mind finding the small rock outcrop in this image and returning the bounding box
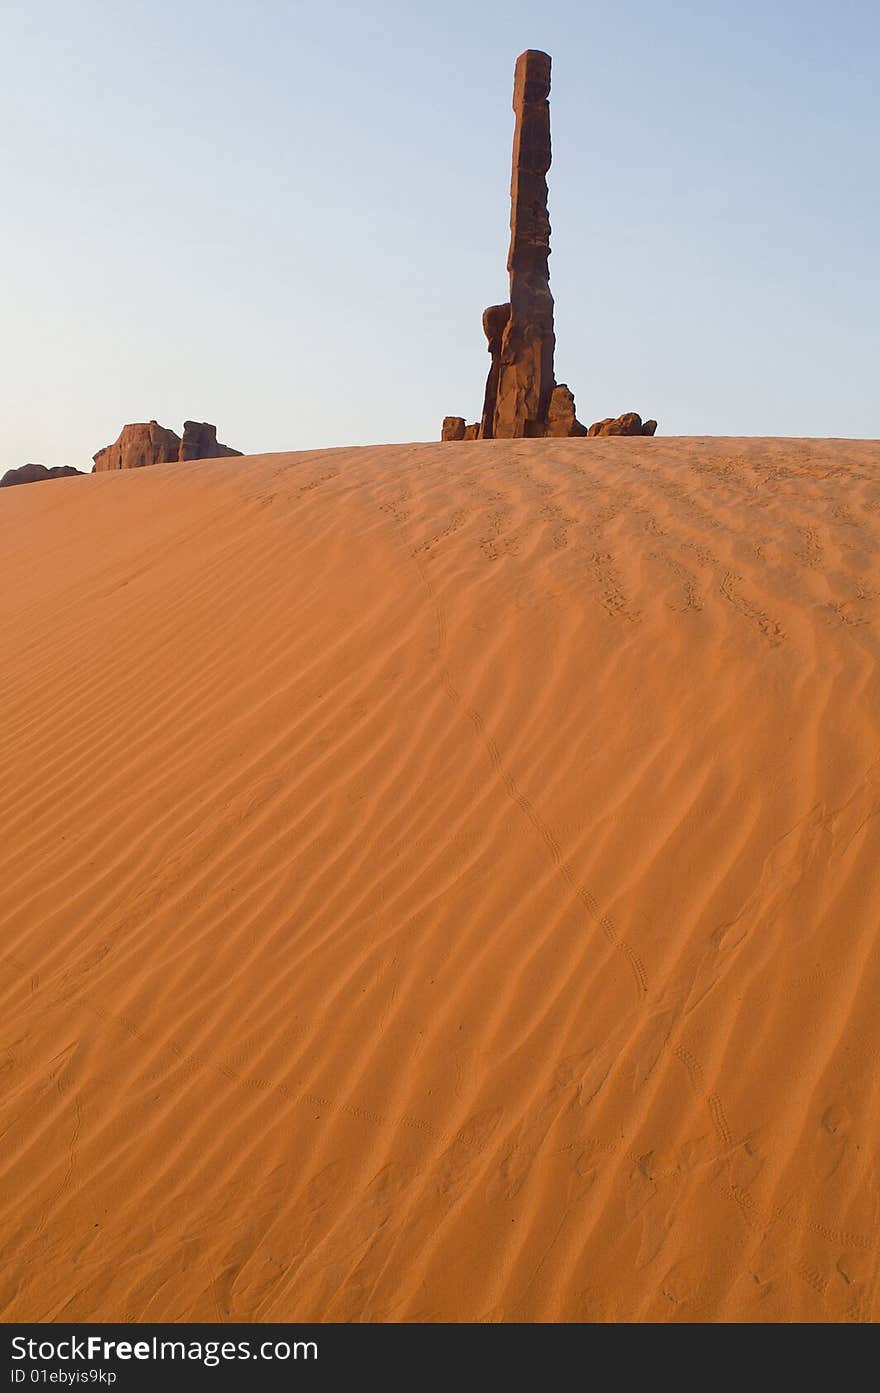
[442,416,467,442]
[587,413,657,437]
[442,52,656,441]
[93,420,241,472]
[0,463,85,488]
[547,385,587,438]
[441,417,480,441]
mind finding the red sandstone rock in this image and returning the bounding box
[442,416,467,442]
[462,424,480,440]
[441,53,591,441]
[93,421,181,472]
[440,52,659,443]
[479,302,511,439]
[547,384,586,437]
[0,463,85,488]
[588,412,648,437]
[492,51,556,439]
[180,421,242,461]
[93,420,242,471]
[605,412,643,436]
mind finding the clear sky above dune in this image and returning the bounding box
[2,0,878,471]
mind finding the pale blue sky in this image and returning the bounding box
[2,0,877,470]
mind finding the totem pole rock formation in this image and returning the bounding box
[442,51,656,440]
[492,50,555,438]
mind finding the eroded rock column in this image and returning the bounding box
[492,50,556,439]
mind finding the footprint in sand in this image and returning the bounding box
[813,1102,851,1181]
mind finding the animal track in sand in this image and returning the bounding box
[720,571,785,645]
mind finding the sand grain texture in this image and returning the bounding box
[1,437,879,1322]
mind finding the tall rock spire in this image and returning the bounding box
[491,50,556,438]
[440,51,653,440]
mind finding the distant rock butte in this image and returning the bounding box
[92,420,242,472]
[92,422,180,472]
[442,51,656,441]
[0,463,85,488]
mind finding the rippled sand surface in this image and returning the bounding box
[1,436,878,1321]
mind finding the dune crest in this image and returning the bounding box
[1,436,878,1322]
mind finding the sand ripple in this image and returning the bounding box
[0,436,878,1321]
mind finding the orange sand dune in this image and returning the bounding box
[1,437,879,1323]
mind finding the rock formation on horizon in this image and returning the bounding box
[92,421,180,472]
[588,413,658,437]
[179,420,241,461]
[442,51,655,440]
[0,463,85,488]
[2,420,243,492]
[93,420,242,472]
